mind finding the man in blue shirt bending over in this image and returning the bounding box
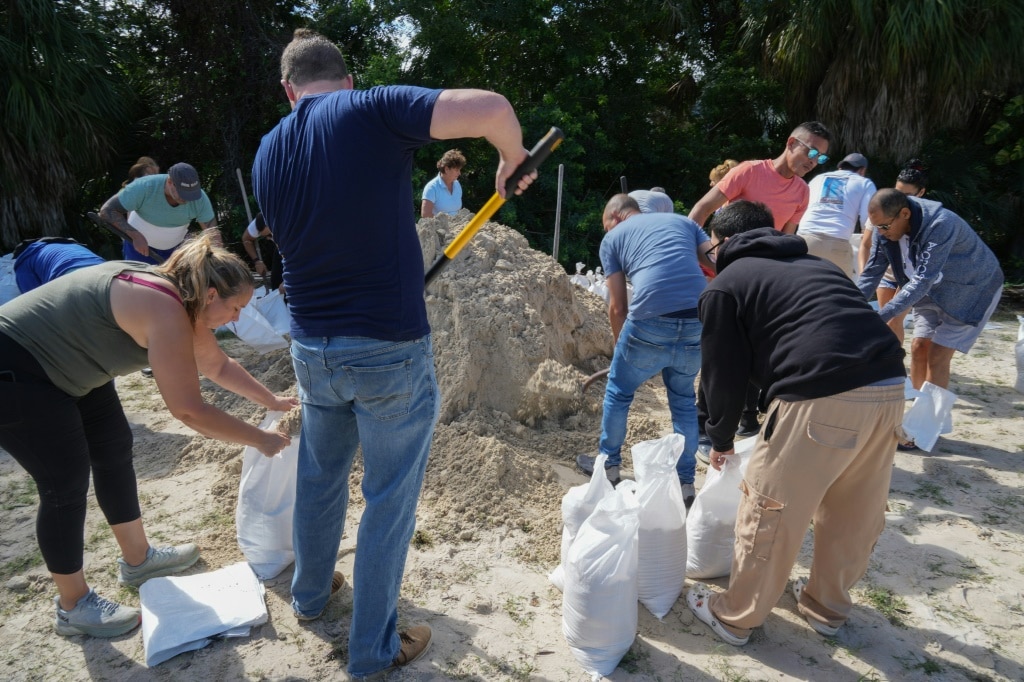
[576,194,715,508]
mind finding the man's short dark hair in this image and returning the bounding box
[794,121,832,143]
[281,28,349,85]
[870,188,910,217]
[710,201,775,238]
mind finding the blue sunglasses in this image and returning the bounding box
[793,138,829,165]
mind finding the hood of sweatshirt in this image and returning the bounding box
[715,226,809,275]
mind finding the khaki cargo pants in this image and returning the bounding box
[709,383,904,637]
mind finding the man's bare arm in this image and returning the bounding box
[429,89,532,198]
[688,187,728,227]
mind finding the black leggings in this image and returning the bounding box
[0,333,139,574]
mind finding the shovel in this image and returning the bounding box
[424,127,564,285]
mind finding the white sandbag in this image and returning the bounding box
[685,437,755,580]
[569,262,591,289]
[549,454,614,591]
[562,486,641,679]
[1016,316,1024,394]
[631,434,687,619]
[140,561,268,667]
[902,381,957,452]
[904,377,922,401]
[226,304,289,353]
[252,289,291,337]
[588,280,609,303]
[236,411,298,579]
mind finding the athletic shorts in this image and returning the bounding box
[912,290,1001,353]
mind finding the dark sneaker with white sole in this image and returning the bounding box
[680,482,696,510]
[696,434,712,465]
[575,453,621,485]
[54,590,141,638]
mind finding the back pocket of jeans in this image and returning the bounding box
[349,360,412,421]
[622,334,664,372]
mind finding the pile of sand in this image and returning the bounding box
[178,212,632,566]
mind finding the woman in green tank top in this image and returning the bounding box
[0,232,298,638]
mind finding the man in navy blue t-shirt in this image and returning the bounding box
[252,28,533,680]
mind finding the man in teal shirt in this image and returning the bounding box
[99,162,218,263]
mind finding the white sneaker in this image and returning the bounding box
[687,583,748,646]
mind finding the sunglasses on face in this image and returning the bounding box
[793,138,829,165]
[876,217,899,232]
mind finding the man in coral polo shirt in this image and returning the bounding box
[689,121,832,234]
[688,121,832,453]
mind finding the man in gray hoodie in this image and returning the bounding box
[858,188,1003,394]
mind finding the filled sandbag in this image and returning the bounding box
[631,434,687,619]
[685,437,755,579]
[562,485,640,679]
[549,454,614,591]
[236,412,299,579]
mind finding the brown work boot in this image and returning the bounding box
[352,624,432,680]
[392,624,432,669]
[295,570,346,622]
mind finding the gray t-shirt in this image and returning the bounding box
[0,261,157,396]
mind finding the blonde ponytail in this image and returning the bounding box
[156,230,254,325]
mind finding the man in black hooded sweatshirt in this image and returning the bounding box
[686,200,906,646]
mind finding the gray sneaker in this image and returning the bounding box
[54,589,141,637]
[118,543,200,587]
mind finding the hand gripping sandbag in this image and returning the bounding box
[236,411,299,579]
[562,485,641,679]
[631,433,688,619]
[685,437,755,580]
[549,454,614,591]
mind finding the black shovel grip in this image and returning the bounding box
[503,127,564,196]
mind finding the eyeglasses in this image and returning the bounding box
[793,138,829,165]
[875,215,900,232]
[706,241,722,262]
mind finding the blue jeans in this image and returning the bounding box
[289,334,439,677]
[599,316,701,483]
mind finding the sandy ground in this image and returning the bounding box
[1,216,1022,681]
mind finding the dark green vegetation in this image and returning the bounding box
[2,1,1023,278]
